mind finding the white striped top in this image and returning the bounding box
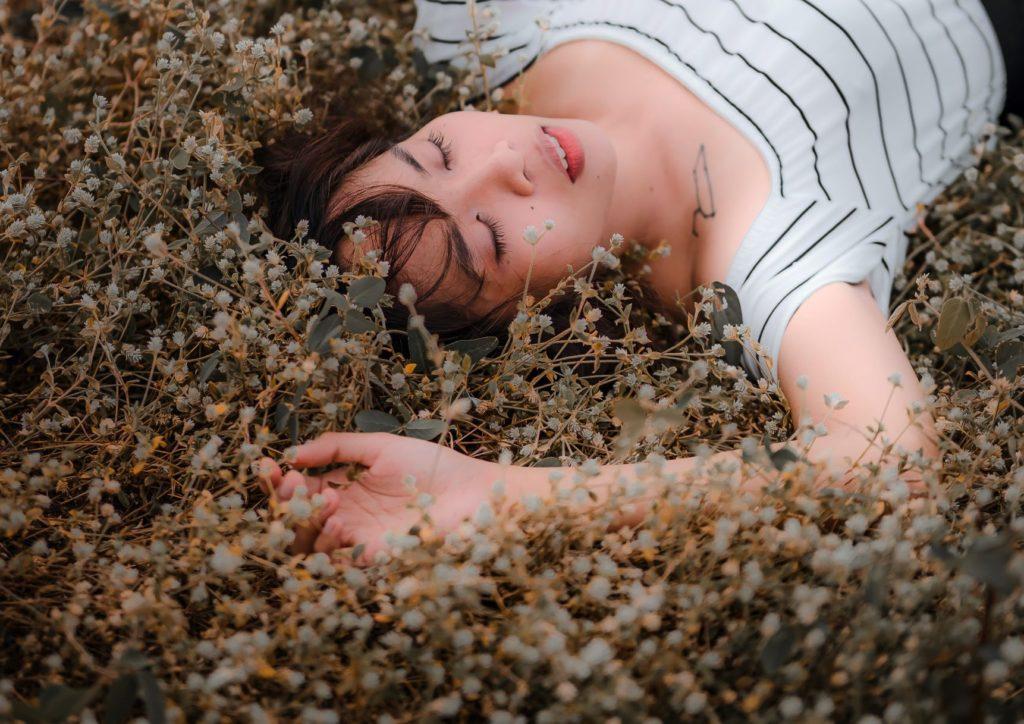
[412,0,1006,385]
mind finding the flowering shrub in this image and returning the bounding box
[1,0,1023,721]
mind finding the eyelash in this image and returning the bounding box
[429,129,508,262]
[428,129,453,169]
[478,212,507,261]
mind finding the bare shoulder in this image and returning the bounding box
[775,280,939,458]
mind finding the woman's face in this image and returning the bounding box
[342,109,617,315]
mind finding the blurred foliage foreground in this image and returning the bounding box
[2,0,1024,721]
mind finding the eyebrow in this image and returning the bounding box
[389,145,430,177]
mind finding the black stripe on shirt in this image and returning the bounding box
[428,31,508,43]
[656,0,830,200]
[924,0,975,154]
[797,0,910,212]
[742,200,818,287]
[953,0,1002,121]
[546,18,789,197]
[857,0,930,190]
[882,0,963,177]
[757,215,894,345]
[728,0,872,208]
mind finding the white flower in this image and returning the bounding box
[294,108,313,126]
[543,218,555,230]
[398,283,417,306]
[209,544,243,575]
[796,374,809,390]
[522,225,539,245]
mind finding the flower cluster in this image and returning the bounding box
[1,1,1023,722]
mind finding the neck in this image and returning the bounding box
[595,108,702,257]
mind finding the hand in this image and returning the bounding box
[258,432,500,566]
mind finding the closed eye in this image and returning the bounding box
[427,129,507,264]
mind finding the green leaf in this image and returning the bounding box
[405,419,447,441]
[321,289,346,315]
[170,146,189,170]
[347,277,386,308]
[136,670,166,724]
[351,543,365,563]
[231,212,250,243]
[342,309,376,334]
[308,313,343,353]
[38,684,97,721]
[407,323,432,374]
[760,625,798,674]
[532,457,562,467]
[995,339,1024,379]
[612,398,645,433]
[768,445,799,472]
[27,292,53,314]
[936,297,971,351]
[199,351,221,384]
[227,190,243,213]
[103,673,138,724]
[351,46,386,81]
[995,324,1024,345]
[194,212,229,239]
[447,336,499,365]
[117,649,151,671]
[274,399,292,434]
[961,533,1017,597]
[355,410,401,433]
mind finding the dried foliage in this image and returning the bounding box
[1,0,1024,721]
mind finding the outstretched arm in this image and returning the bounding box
[259,281,941,561]
[502,280,942,528]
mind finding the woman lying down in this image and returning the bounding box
[254,0,1020,565]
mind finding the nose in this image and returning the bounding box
[462,139,534,197]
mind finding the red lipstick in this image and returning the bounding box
[541,125,586,183]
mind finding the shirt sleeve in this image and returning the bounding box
[723,195,911,387]
[412,0,555,98]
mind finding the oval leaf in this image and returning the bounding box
[761,625,798,674]
[308,313,342,352]
[405,418,446,441]
[136,670,167,724]
[355,410,401,433]
[199,351,221,384]
[447,336,499,365]
[936,297,971,351]
[343,309,376,334]
[407,324,432,374]
[995,339,1024,379]
[170,146,189,170]
[347,277,386,308]
[103,673,138,724]
[532,457,562,467]
[26,291,53,314]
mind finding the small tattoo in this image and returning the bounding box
[691,143,717,237]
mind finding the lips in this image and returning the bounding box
[541,125,585,183]
[538,125,584,183]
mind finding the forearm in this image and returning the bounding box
[498,431,934,530]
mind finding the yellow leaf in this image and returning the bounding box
[256,661,276,678]
[132,462,145,474]
[404,362,417,374]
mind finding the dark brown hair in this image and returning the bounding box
[252,105,679,368]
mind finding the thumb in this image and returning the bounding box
[292,432,393,469]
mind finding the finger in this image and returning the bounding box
[313,515,352,554]
[290,487,340,554]
[278,469,328,501]
[257,457,283,494]
[292,432,392,469]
